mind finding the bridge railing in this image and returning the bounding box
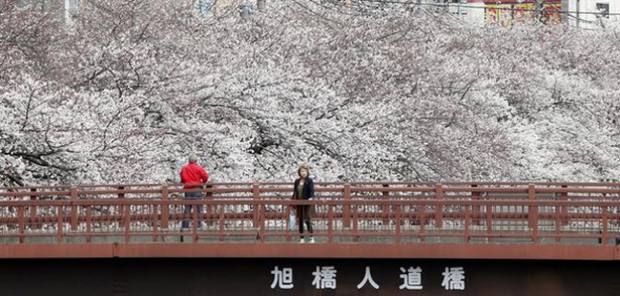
[1,182,620,244]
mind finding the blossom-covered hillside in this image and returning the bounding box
[1,0,619,186]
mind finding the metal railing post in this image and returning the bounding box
[219,201,225,242]
[259,199,266,243]
[555,199,561,243]
[124,199,131,243]
[486,199,493,235]
[471,184,481,225]
[435,183,443,228]
[57,205,64,244]
[18,205,25,244]
[561,184,568,225]
[161,184,169,229]
[252,183,260,228]
[118,186,125,229]
[528,184,539,243]
[420,201,426,243]
[85,206,91,243]
[70,186,78,231]
[30,188,39,229]
[343,183,351,229]
[192,200,198,243]
[395,201,402,244]
[328,203,334,243]
[205,183,214,227]
[152,200,159,242]
[602,206,608,245]
[464,204,471,243]
[382,184,390,225]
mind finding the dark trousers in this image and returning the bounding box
[182,192,203,229]
[297,205,313,238]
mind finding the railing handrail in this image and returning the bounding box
[3,182,620,199]
[1,198,620,207]
[3,180,620,189]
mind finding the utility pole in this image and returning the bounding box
[575,0,580,28]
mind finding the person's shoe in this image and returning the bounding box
[299,238,305,243]
[309,237,315,243]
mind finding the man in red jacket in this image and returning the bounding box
[180,155,209,230]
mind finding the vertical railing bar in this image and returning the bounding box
[252,183,260,229]
[343,183,351,229]
[602,206,609,245]
[30,188,39,230]
[118,186,125,230]
[18,205,25,244]
[192,200,198,243]
[555,200,561,243]
[561,184,569,225]
[419,201,426,243]
[529,184,539,244]
[486,200,493,237]
[86,205,92,243]
[435,183,443,228]
[328,203,333,244]
[219,201,225,242]
[471,184,481,225]
[70,186,78,231]
[382,184,390,226]
[57,205,63,244]
[464,204,471,244]
[124,201,131,243]
[161,184,169,230]
[395,202,401,244]
[152,203,159,242]
[352,194,359,242]
[259,200,266,243]
[205,183,214,228]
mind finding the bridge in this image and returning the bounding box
[3,182,620,296]
[1,182,619,260]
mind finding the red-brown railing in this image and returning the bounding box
[1,182,620,245]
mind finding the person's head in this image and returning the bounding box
[297,164,310,179]
[188,155,198,163]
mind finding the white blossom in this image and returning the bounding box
[2,0,620,186]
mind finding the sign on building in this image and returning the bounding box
[485,0,563,25]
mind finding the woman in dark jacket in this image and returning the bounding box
[292,164,315,243]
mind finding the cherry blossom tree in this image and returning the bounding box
[2,0,620,187]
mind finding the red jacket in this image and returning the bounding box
[180,162,209,189]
